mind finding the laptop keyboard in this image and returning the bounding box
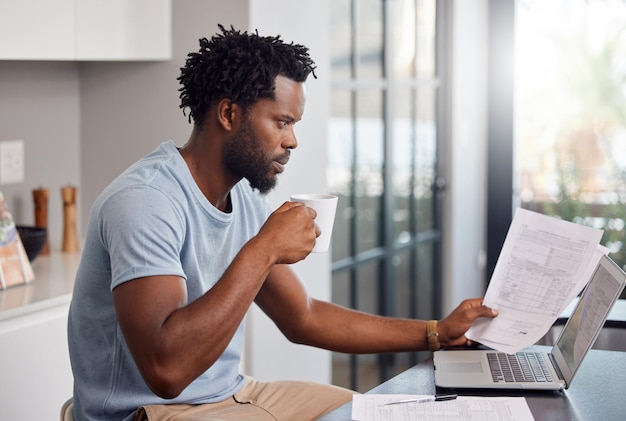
[487,351,554,383]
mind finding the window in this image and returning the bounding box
[329,0,446,392]
[489,0,626,296]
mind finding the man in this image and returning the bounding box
[68,25,498,421]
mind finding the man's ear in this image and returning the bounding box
[216,98,242,131]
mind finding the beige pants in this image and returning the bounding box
[135,376,355,421]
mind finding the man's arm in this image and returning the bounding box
[255,264,498,353]
[113,201,318,399]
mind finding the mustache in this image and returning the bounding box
[273,150,291,165]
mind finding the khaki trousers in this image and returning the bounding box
[135,376,355,421]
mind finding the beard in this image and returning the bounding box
[223,118,285,194]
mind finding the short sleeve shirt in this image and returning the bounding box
[68,141,272,421]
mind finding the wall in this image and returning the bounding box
[0,62,81,250]
[245,0,332,384]
[443,0,489,314]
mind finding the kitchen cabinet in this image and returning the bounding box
[76,0,171,61]
[0,253,79,421]
[0,0,75,60]
[0,0,171,61]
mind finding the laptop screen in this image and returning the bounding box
[553,255,626,383]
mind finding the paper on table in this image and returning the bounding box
[466,208,605,354]
[351,394,535,421]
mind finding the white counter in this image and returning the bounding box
[0,252,80,321]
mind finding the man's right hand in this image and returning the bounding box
[256,201,321,264]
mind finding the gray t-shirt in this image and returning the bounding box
[68,140,271,420]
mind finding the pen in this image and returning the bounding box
[381,393,458,406]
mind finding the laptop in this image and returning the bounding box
[433,254,626,390]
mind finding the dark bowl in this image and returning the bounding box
[16,225,47,261]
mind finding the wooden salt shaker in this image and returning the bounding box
[61,185,80,253]
[32,188,50,255]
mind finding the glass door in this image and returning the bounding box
[329,0,446,392]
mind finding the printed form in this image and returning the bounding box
[351,395,534,421]
[466,208,605,354]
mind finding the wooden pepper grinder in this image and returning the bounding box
[61,185,80,253]
[32,188,50,255]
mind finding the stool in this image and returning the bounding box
[60,398,73,421]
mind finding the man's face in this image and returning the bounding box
[223,76,306,194]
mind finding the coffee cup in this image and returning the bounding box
[290,194,338,253]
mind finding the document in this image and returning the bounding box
[466,208,605,354]
[351,394,534,421]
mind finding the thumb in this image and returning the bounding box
[479,306,498,318]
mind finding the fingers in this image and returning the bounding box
[439,298,498,347]
[276,201,318,219]
[275,201,304,213]
[461,297,486,308]
[279,202,320,238]
[259,202,321,263]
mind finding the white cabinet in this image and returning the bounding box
[76,0,171,61]
[0,0,171,61]
[0,253,79,420]
[0,0,75,60]
[0,305,73,421]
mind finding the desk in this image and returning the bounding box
[318,346,626,421]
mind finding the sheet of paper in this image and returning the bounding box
[351,394,535,421]
[466,208,605,354]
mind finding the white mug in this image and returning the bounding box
[290,194,338,253]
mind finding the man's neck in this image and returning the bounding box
[179,130,239,212]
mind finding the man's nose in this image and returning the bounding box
[284,127,298,150]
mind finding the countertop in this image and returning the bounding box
[0,251,80,321]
